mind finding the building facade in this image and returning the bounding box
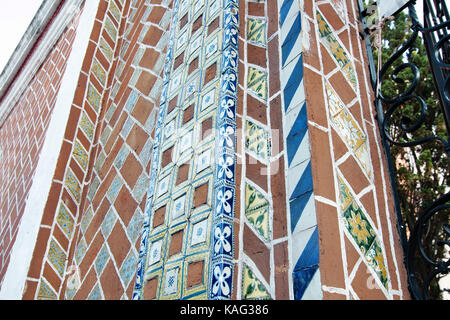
[0,0,409,300]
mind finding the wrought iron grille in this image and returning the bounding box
[357,0,449,299]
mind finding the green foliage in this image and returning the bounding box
[370,11,449,299]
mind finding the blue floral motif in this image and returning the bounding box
[217,154,234,184]
[215,186,234,217]
[211,262,233,298]
[223,24,238,49]
[213,222,233,256]
[218,95,236,121]
[222,46,238,72]
[221,69,237,94]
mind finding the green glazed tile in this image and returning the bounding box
[365,239,389,289]
[245,120,269,160]
[247,67,267,100]
[247,18,266,46]
[245,183,270,241]
[342,202,376,254]
[242,264,271,300]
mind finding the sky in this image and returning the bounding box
[0,0,45,74]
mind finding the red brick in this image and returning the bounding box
[114,185,138,226]
[107,222,131,267]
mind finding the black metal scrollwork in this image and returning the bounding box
[358,0,449,299]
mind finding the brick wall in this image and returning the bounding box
[0,8,81,289]
[51,0,174,300]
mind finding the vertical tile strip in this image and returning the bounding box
[278,0,322,299]
[209,0,239,299]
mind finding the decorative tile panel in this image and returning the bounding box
[245,120,270,161]
[242,264,271,299]
[337,175,389,290]
[47,239,66,277]
[325,82,372,179]
[247,18,266,46]
[133,0,239,300]
[316,10,357,91]
[247,66,267,100]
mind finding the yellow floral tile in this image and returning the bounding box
[242,264,271,299]
[365,239,389,289]
[247,67,267,100]
[325,82,344,117]
[79,112,94,141]
[342,201,376,254]
[317,10,357,92]
[245,120,269,160]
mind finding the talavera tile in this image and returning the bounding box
[245,183,270,241]
[245,120,270,161]
[242,264,271,299]
[247,67,268,100]
[37,279,57,300]
[247,18,266,46]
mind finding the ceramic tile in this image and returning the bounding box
[108,0,121,22]
[191,219,208,246]
[80,206,94,234]
[210,261,233,298]
[56,203,75,238]
[95,244,109,276]
[163,266,180,296]
[79,112,94,141]
[65,169,81,203]
[331,108,366,152]
[337,174,354,212]
[91,59,106,86]
[342,201,376,254]
[365,239,389,289]
[242,264,271,299]
[316,10,357,91]
[47,239,66,277]
[354,142,372,179]
[87,283,103,300]
[104,16,118,39]
[37,280,57,300]
[245,183,270,241]
[120,251,138,286]
[212,221,233,258]
[245,120,270,160]
[157,174,171,197]
[196,148,212,173]
[148,238,164,266]
[172,194,187,221]
[99,37,113,61]
[247,67,268,100]
[101,208,118,238]
[247,18,266,46]
[75,237,87,264]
